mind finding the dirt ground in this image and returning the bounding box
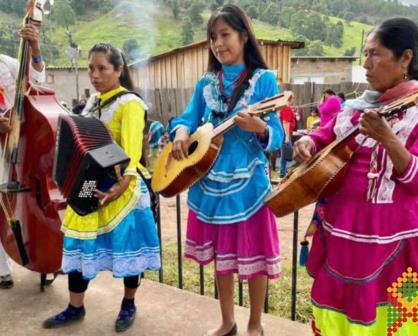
[157,192,315,265]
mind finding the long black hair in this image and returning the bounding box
[88,43,148,167]
[88,43,134,89]
[374,17,418,80]
[206,4,267,72]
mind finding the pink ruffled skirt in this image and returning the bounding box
[185,205,281,280]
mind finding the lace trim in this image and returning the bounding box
[185,241,281,278]
[374,106,418,203]
[202,69,270,120]
[62,248,161,280]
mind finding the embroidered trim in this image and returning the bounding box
[185,240,281,278]
[188,186,271,224]
[323,220,418,244]
[398,155,418,183]
[204,158,264,185]
[61,178,142,239]
[98,93,148,123]
[324,240,405,284]
[206,158,265,182]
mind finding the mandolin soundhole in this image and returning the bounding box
[188,141,198,155]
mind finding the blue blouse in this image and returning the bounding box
[169,64,284,224]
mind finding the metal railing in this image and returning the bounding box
[151,193,301,321]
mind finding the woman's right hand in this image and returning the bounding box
[293,136,314,163]
[171,128,189,160]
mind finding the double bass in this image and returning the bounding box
[0,0,67,275]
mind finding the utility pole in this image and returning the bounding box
[359,29,365,66]
[65,31,80,101]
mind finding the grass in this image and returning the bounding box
[144,242,314,324]
[322,16,373,57]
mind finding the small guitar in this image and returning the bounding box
[151,91,293,197]
[265,90,418,217]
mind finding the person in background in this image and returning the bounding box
[0,22,45,289]
[279,95,296,178]
[318,89,342,127]
[147,120,164,149]
[306,107,320,130]
[71,97,87,115]
[337,91,346,109]
[157,129,169,153]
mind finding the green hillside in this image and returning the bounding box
[323,17,372,56]
[1,0,373,67]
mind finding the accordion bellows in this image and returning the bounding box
[53,115,130,216]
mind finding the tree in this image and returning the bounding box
[172,0,180,19]
[247,5,258,19]
[211,0,225,11]
[181,18,194,45]
[69,0,113,16]
[279,6,293,28]
[123,39,142,63]
[307,40,325,56]
[190,2,204,25]
[260,3,280,25]
[52,0,76,29]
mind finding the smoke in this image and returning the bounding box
[113,0,158,114]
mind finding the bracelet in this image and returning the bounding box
[32,54,42,64]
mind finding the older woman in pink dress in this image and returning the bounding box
[294,17,418,336]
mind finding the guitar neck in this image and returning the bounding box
[212,116,238,138]
[211,92,292,138]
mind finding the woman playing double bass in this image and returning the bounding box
[294,17,418,335]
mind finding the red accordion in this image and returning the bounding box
[53,115,130,216]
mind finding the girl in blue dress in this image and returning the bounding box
[170,5,284,336]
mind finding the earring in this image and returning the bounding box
[404,72,409,80]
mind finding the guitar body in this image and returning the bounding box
[151,123,224,197]
[265,137,354,217]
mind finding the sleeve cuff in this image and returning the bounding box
[124,168,140,178]
[256,126,274,151]
[29,63,45,83]
[394,155,418,183]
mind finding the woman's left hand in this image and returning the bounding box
[234,112,267,134]
[94,175,131,206]
[359,109,394,144]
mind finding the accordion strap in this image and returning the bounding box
[92,90,144,118]
[136,168,159,222]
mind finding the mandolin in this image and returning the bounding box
[265,90,418,217]
[151,91,293,197]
